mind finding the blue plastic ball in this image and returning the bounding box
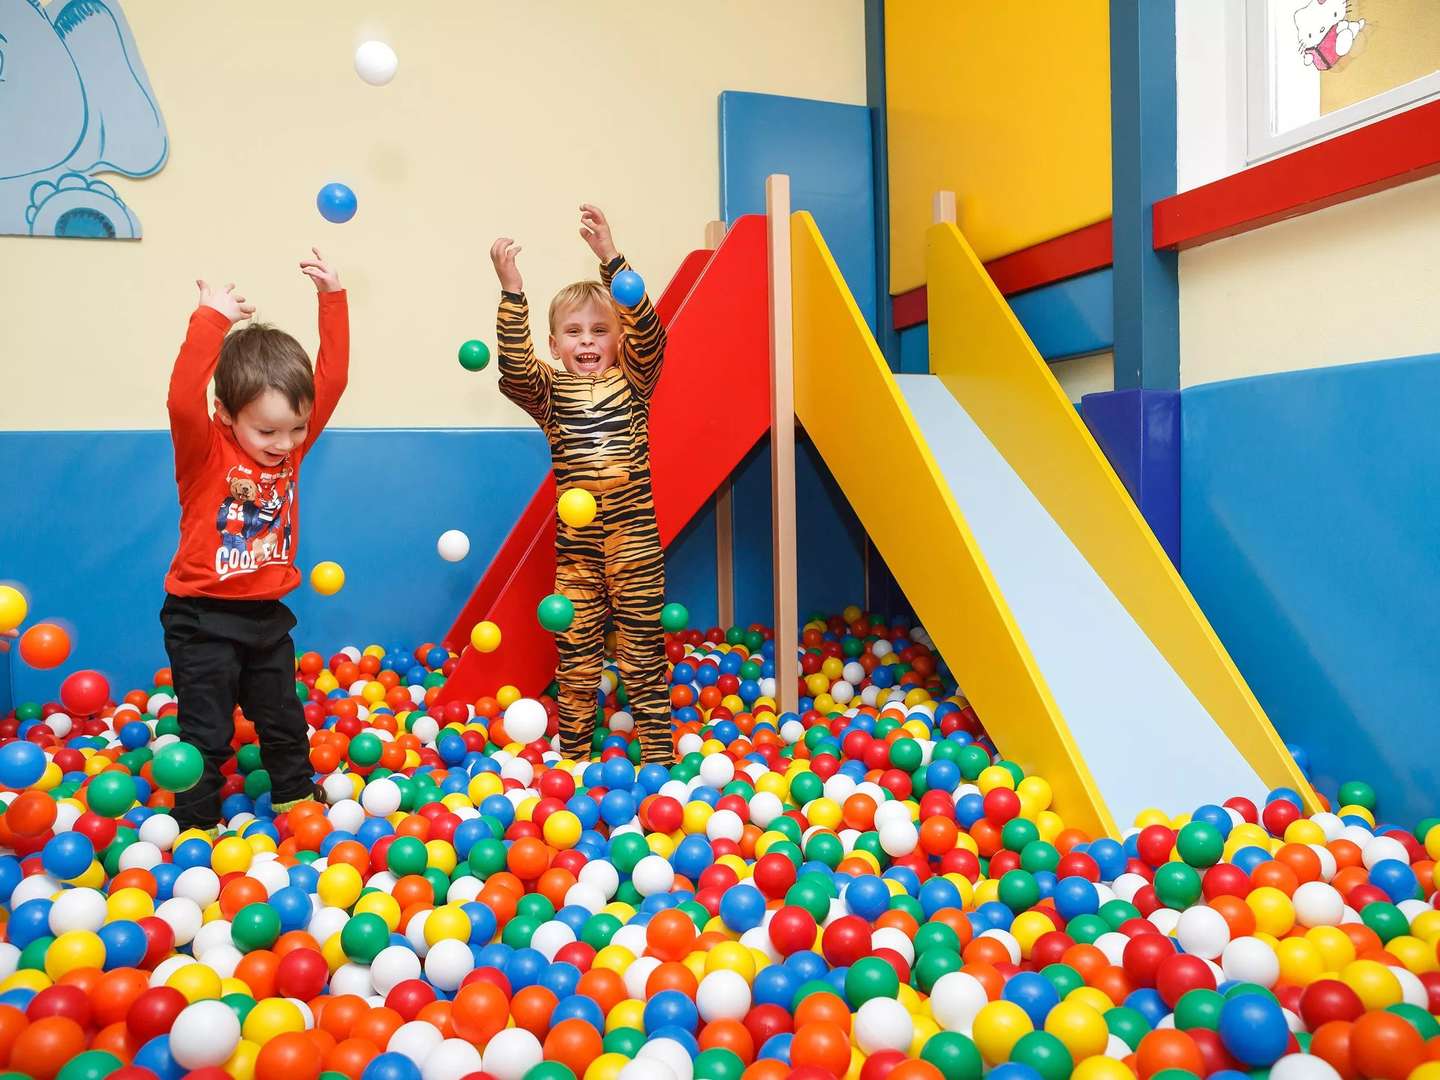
[644,988,700,1034]
[362,1052,424,1080]
[0,741,46,788]
[1218,992,1289,1067]
[41,831,94,880]
[1001,970,1059,1026]
[316,182,358,224]
[718,883,766,932]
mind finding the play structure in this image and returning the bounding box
[434,182,1311,839]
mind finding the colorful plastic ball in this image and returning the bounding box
[972,1001,1034,1065]
[557,488,597,528]
[931,972,990,1033]
[480,1027,543,1080]
[503,698,549,744]
[0,741,46,788]
[151,742,204,793]
[18,622,70,668]
[310,560,346,595]
[537,594,575,633]
[170,999,241,1069]
[361,1052,423,1080]
[471,621,502,653]
[55,1051,123,1080]
[458,339,491,372]
[660,603,689,633]
[87,771,137,817]
[610,270,645,308]
[41,832,94,880]
[59,669,109,716]
[437,529,471,561]
[1217,993,1289,1067]
[853,997,914,1054]
[354,39,398,85]
[0,585,26,632]
[317,183,358,224]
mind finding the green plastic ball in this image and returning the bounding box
[694,1048,746,1080]
[387,835,429,876]
[1360,900,1409,943]
[231,902,281,951]
[1337,780,1376,810]
[1153,863,1203,909]
[151,741,205,792]
[845,955,900,1006]
[1173,988,1225,1031]
[920,1031,984,1080]
[86,771,137,817]
[998,869,1040,912]
[889,738,922,772]
[1008,1031,1073,1080]
[1176,821,1225,868]
[1105,1005,1152,1050]
[602,1027,646,1057]
[347,732,383,766]
[458,339,491,371]
[468,839,507,877]
[522,1063,575,1080]
[660,602,690,632]
[56,1051,123,1080]
[339,912,390,963]
[537,593,576,632]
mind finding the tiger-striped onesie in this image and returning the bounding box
[496,255,673,764]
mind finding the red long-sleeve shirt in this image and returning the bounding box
[163,292,349,598]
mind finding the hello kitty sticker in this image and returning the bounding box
[1294,0,1366,70]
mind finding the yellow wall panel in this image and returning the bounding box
[885,0,1113,291]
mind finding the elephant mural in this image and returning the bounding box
[0,0,167,238]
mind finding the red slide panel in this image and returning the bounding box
[436,215,770,704]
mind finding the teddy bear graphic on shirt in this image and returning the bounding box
[1294,0,1366,70]
[214,463,296,578]
[216,467,261,554]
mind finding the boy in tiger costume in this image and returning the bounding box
[490,205,674,765]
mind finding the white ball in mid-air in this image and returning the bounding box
[354,40,398,86]
[436,529,470,562]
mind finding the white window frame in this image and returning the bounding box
[1245,0,1440,163]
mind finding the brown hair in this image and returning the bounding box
[214,323,315,416]
[548,281,617,334]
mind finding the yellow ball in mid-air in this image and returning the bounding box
[558,487,597,527]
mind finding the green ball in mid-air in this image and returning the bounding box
[537,593,575,632]
[660,602,689,633]
[151,741,205,792]
[458,339,491,371]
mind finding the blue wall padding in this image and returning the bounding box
[664,499,719,632]
[1009,269,1115,361]
[898,325,929,374]
[731,436,867,627]
[718,90,877,333]
[1081,389,1180,566]
[1181,354,1440,826]
[0,428,722,705]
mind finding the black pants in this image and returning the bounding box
[160,594,313,829]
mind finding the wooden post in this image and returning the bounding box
[933,190,957,225]
[708,219,735,629]
[767,175,798,715]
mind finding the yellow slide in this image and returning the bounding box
[791,213,1313,838]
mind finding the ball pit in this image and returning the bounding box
[0,604,1437,1080]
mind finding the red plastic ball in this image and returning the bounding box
[768,905,819,956]
[58,669,110,716]
[126,986,187,1042]
[1156,953,1217,1007]
[275,947,329,1000]
[820,915,872,966]
[1122,932,1176,987]
[752,852,798,899]
[1136,825,1176,867]
[982,788,1021,825]
[1299,979,1365,1028]
[1261,799,1301,837]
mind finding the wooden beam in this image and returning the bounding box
[932,190,957,225]
[704,219,727,250]
[766,174,798,715]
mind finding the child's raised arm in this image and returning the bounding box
[492,237,553,429]
[581,204,666,401]
[300,247,350,450]
[169,280,254,478]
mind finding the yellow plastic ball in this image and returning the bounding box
[557,487,597,528]
[353,891,402,931]
[44,930,104,980]
[592,945,636,974]
[972,1000,1034,1065]
[1409,909,1440,946]
[361,680,387,704]
[807,798,843,830]
[1044,1000,1109,1061]
[705,941,756,981]
[682,802,713,835]
[0,970,50,994]
[909,1014,941,1056]
[242,997,305,1042]
[1275,937,1324,986]
[543,810,582,849]
[321,931,348,973]
[1017,776,1053,814]
[1065,987,1115,1014]
[1035,811,1065,844]
[585,1053,630,1080]
[976,766,1016,794]
[1246,886,1295,937]
[1072,1057,1138,1080]
[224,1038,261,1080]
[1133,808,1169,829]
[805,673,830,698]
[107,886,155,921]
[1011,911,1056,958]
[1305,925,1357,971]
[1283,819,1325,846]
[972,878,1001,908]
[1385,934,1436,975]
[315,671,339,694]
[317,863,364,909]
[425,904,472,945]
[606,999,645,1033]
[470,621,502,653]
[1341,958,1402,1010]
[309,560,345,596]
[167,961,223,1003]
[0,585,27,632]
[1408,1064,1440,1080]
[496,684,521,708]
[209,836,252,875]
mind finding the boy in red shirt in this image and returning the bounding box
[162,249,348,834]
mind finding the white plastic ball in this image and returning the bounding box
[854,997,914,1054]
[423,1038,484,1080]
[1112,873,1149,903]
[249,858,290,896]
[389,1019,444,1064]
[564,882,608,912]
[929,971,988,1032]
[481,1027,543,1080]
[636,1037,693,1080]
[118,840,162,872]
[878,821,918,857]
[309,906,349,944]
[842,661,865,684]
[579,860,619,898]
[1095,932,1130,966]
[1293,881,1345,927]
[699,754,735,789]
[139,814,181,851]
[749,792,783,828]
[1362,835,1408,869]
[1222,935,1280,987]
[149,955,191,988]
[436,529,470,562]
[0,944,19,982]
[155,896,203,946]
[354,40,399,86]
[632,854,675,896]
[192,919,235,958]
[170,999,241,1069]
[405,908,432,958]
[1269,1052,1342,1080]
[48,887,106,934]
[1148,908,1181,936]
[200,943,243,979]
[503,698,548,744]
[830,681,855,705]
[362,778,403,817]
[696,970,752,1022]
[410,715,440,743]
[1175,905,1230,958]
[872,927,916,965]
[623,956,661,1000]
[706,809,744,843]
[423,938,475,991]
[330,962,374,997]
[529,920,577,961]
[621,1063,676,1080]
[323,774,355,803]
[327,799,365,833]
[173,866,221,907]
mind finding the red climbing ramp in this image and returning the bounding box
[435,216,770,704]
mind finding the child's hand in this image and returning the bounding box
[0,629,16,653]
[491,237,524,293]
[579,204,619,263]
[300,247,341,292]
[196,280,256,324]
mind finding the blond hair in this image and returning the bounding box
[548,281,617,334]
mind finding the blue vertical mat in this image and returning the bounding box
[1010,269,1115,362]
[1081,388,1180,566]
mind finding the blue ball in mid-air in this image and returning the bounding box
[610,269,645,307]
[316,182,358,224]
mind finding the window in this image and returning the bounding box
[1246,0,1440,161]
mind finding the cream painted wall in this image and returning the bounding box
[1179,174,1440,387]
[1,1,865,430]
[1053,352,1115,404]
